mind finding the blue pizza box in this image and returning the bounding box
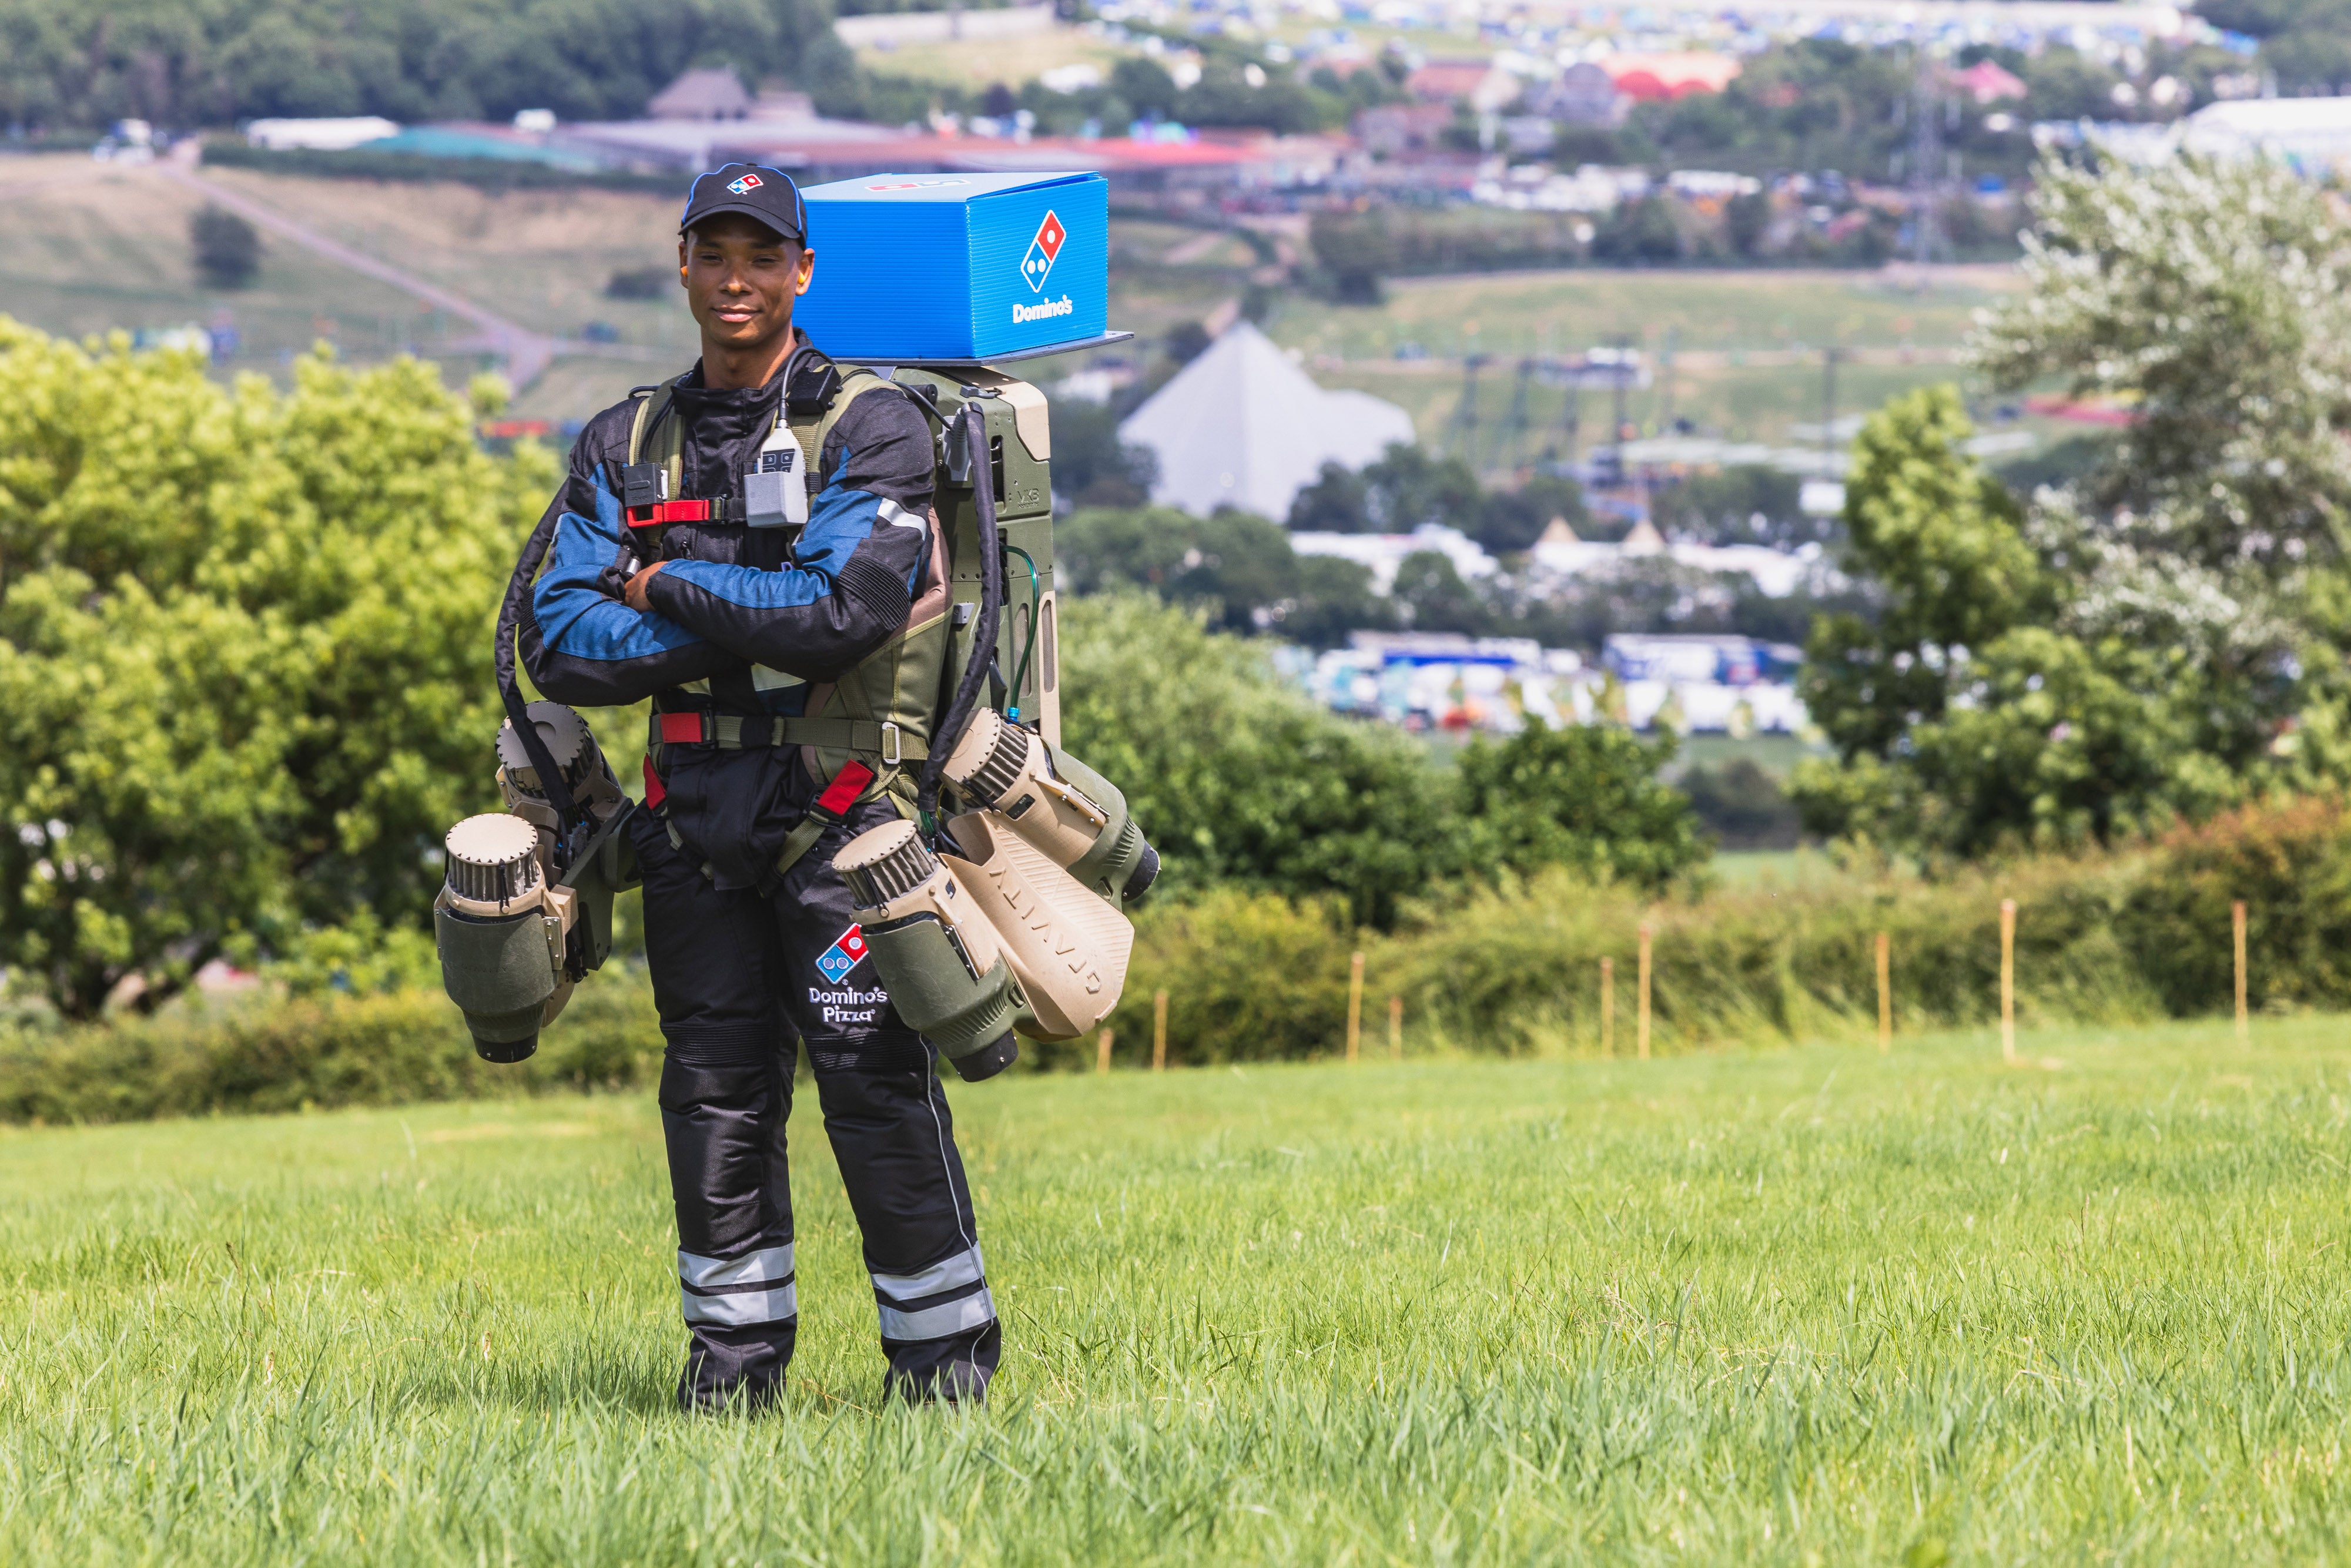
[794,170,1110,363]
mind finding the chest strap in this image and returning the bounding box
[626,497,752,530]
[651,712,925,765]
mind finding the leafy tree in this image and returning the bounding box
[1475,472,1589,554]
[1650,463,1814,547]
[190,205,262,290]
[2018,46,2126,121]
[1287,460,1371,532]
[1972,154,2351,579]
[1391,550,1488,634]
[0,320,545,1016]
[0,0,854,129]
[1307,209,1395,304]
[1592,196,1683,264]
[1455,720,1706,892]
[1677,757,1801,850]
[1724,190,1771,257]
[1046,398,1157,509]
[1790,382,2265,855]
[1286,443,1482,535]
[1056,505,1386,646]
[1110,56,1180,119]
[1164,320,1213,366]
[1057,594,1449,926]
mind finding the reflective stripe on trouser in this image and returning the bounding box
[636,800,1002,1407]
[681,1243,799,1326]
[873,1244,996,1342]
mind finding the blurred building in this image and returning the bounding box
[648,69,753,122]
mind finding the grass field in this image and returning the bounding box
[11,1018,2351,1562]
[1277,266,2016,363]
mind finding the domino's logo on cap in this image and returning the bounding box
[727,172,763,195]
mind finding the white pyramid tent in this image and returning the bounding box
[1117,322,1417,519]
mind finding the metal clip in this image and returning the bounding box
[879,721,903,767]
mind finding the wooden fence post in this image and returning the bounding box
[1388,994,1403,1063]
[1999,899,2017,1065]
[1347,950,1365,1066]
[1600,957,1615,1059]
[1097,1027,1113,1075]
[2233,899,2249,1046]
[1637,923,1653,1061]
[1153,989,1169,1071]
[1876,931,1891,1054]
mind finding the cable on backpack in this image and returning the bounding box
[494,492,590,832]
[916,404,1004,832]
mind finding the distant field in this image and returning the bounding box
[852,25,1129,89]
[12,1021,2351,1561]
[1272,266,2019,362]
[0,158,460,373]
[1,160,2044,455]
[1319,354,1997,451]
[199,166,691,349]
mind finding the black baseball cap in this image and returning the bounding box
[679,163,808,244]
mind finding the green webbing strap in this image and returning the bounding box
[648,713,927,762]
[772,811,834,880]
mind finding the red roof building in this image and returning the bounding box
[1602,52,1742,101]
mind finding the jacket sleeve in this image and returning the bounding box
[641,388,934,682]
[520,456,735,707]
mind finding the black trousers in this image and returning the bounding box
[631,803,1000,1409]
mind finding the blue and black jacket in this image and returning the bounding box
[520,340,939,889]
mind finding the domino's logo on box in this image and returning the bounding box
[1021,210,1066,293]
[815,924,868,985]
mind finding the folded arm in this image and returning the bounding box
[520,463,734,707]
[642,389,936,682]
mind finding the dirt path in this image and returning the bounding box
[157,163,564,388]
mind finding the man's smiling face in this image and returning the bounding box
[679,213,815,353]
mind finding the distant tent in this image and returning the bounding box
[1117,323,1417,519]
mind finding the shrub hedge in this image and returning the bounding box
[0,971,658,1125]
[6,796,2348,1121]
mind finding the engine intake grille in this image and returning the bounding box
[956,712,1033,808]
[445,813,543,906]
[497,702,596,800]
[838,820,937,910]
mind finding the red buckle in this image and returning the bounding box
[657,712,706,745]
[642,755,667,808]
[626,498,712,530]
[814,760,875,817]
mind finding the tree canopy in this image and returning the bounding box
[1792,150,2351,858]
[0,321,543,1016]
[0,0,851,129]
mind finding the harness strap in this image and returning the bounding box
[649,712,926,763]
[772,759,876,879]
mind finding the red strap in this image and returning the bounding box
[642,755,667,809]
[814,760,875,817]
[658,712,706,745]
[627,498,714,530]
